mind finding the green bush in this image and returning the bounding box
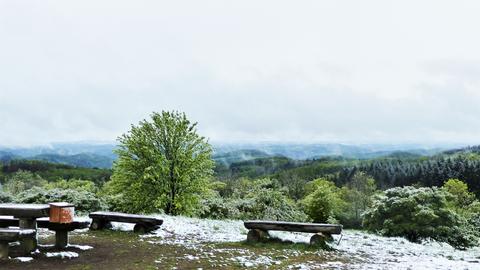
[301,178,346,223]
[197,195,239,219]
[15,186,105,213]
[199,178,307,221]
[4,170,47,195]
[363,186,479,249]
[0,191,13,203]
[45,179,98,193]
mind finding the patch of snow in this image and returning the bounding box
[68,244,93,250]
[46,251,79,259]
[15,257,34,262]
[185,254,199,260]
[142,214,246,245]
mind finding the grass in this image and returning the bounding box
[2,230,349,270]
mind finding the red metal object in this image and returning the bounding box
[49,202,74,224]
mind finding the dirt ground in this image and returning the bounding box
[2,230,347,270]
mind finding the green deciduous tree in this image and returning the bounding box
[338,172,377,228]
[442,178,476,209]
[301,178,346,223]
[106,111,214,215]
[4,170,47,195]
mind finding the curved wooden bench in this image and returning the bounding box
[244,220,342,246]
[0,229,36,259]
[89,212,163,233]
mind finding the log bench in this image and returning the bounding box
[244,220,342,246]
[0,217,90,248]
[89,211,163,233]
[0,228,36,259]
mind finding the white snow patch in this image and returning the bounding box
[46,251,79,259]
[68,244,93,250]
[15,257,34,262]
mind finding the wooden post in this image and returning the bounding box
[133,224,147,234]
[55,230,69,249]
[310,233,327,247]
[18,218,37,254]
[0,242,9,260]
[247,229,270,243]
[90,219,105,230]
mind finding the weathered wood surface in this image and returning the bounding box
[244,220,342,234]
[0,229,36,259]
[0,228,36,242]
[0,203,50,218]
[0,217,89,231]
[89,211,163,226]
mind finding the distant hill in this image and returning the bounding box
[213,149,272,166]
[0,151,18,163]
[29,153,114,169]
[214,143,448,160]
[0,142,117,159]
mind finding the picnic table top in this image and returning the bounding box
[244,220,343,234]
[0,203,50,218]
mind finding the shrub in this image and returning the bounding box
[15,186,105,213]
[0,191,13,203]
[363,186,479,249]
[199,178,308,221]
[301,178,346,223]
[4,170,47,195]
[45,179,98,193]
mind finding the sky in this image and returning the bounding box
[1,0,480,146]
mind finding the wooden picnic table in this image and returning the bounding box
[0,203,50,253]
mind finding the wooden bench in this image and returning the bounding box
[0,228,36,259]
[244,220,342,246]
[89,211,163,233]
[0,217,90,248]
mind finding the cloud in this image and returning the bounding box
[0,1,480,146]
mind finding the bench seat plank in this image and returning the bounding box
[89,211,163,226]
[0,217,89,231]
[0,229,36,242]
[0,204,50,218]
[244,220,342,234]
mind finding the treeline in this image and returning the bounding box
[338,153,480,196]
[0,160,112,185]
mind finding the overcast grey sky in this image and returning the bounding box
[1,0,480,146]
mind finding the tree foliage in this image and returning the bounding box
[198,178,307,221]
[363,186,479,249]
[301,178,346,223]
[15,186,105,213]
[3,170,47,195]
[107,111,214,215]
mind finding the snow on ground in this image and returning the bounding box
[29,214,480,269]
[136,214,480,270]
[45,251,79,259]
[15,257,34,262]
[68,244,94,250]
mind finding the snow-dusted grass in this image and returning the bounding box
[140,214,480,270]
[7,214,479,269]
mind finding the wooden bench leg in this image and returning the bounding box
[133,224,147,234]
[247,229,269,243]
[55,230,69,249]
[310,233,327,247]
[0,242,9,260]
[90,219,105,230]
